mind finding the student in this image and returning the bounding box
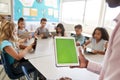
[34,18,49,39]
[84,27,109,55]
[72,24,85,46]
[17,17,29,38]
[55,23,66,36]
[71,0,120,80]
[0,21,42,78]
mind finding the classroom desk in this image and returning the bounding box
[25,38,99,80]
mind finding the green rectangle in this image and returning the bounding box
[56,38,78,64]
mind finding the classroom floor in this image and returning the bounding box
[0,65,9,80]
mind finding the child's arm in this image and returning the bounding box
[84,39,91,46]
[4,44,33,60]
[92,50,105,55]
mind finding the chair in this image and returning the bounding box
[21,66,30,80]
[1,53,24,79]
[1,52,38,80]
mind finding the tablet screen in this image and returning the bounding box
[55,37,79,66]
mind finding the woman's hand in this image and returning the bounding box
[70,48,89,68]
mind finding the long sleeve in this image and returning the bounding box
[103,21,120,80]
[87,61,102,74]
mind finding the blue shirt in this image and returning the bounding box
[0,40,15,64]
[72,34,85,46]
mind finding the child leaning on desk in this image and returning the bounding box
[55,23,66,37]
[71,24,85,46]
[0,21,44,79]
[83,27,109,55]
[17,17,32,41]
[34,18,51,39]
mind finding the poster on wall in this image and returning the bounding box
[54,10,58,18]
[45,0,57,8]
[19,0,35,7]
[48,8,53,16]
[14,0,60,22]
[23,8,30,16]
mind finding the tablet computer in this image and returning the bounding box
[18,32,31,39]
[54,37,79,67]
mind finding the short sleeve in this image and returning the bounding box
[35,27,39,35]
[1,40,12,52]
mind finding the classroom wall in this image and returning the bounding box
[0,0,12,15]
[13,0,60,32]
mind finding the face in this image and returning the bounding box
[18,21,25,29]
[75,28,82,35]
[40,21,47,28]
[57,27,62,33]
[93,30,102,40]
[106,0,120,7]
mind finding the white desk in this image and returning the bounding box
[26,38,99,80]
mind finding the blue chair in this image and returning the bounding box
[1,53,24,79]
[21,66,30,80]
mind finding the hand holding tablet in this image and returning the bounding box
[54,37,79,67]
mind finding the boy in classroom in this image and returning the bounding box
[72,24,85,46]
[34,18,50,39]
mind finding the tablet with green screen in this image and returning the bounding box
[54,37,79,67]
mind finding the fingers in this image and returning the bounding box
[70,66,80,68]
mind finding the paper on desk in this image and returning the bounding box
[25,38,54,59]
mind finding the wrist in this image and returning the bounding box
[85,60,89,68]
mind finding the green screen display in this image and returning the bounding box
[56,38,78,64]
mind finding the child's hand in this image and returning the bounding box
[59,77,72,80]
[92,50,98,54]
[70,48,88,68]
[76,42,80,46]
[40,34,44,38]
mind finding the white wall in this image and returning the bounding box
[0,0,12,15]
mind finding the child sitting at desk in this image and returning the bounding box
[84,27,109,55]
[55,23,66,37]
[17,17,31,39]
[72,24,85,46]
[0,21,44,79]
[34,18,50,39]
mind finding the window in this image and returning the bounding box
[62,1,85,24]
[104,6,120,29]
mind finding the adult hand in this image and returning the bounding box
[70,48,88,68]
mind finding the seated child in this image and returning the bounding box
[55,23,66,36]
[0,21,45,79]
[17,17,30,39]
[34,18,50,39]
[84,27,109,55]
[72,24,85,46]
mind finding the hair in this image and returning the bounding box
[92,27,109,41]
[56,23,65,36]
[0,21,16,43]
[74,24,82,29]
[17,17,25,29]
[40,18,47,23]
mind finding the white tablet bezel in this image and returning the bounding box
[54,37,79,67]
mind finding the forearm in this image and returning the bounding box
[19,45,27,49]
[18,45,33,59]
[87,61,102,74]
[97,50,105,55]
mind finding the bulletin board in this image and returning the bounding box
[13,0,60,22]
